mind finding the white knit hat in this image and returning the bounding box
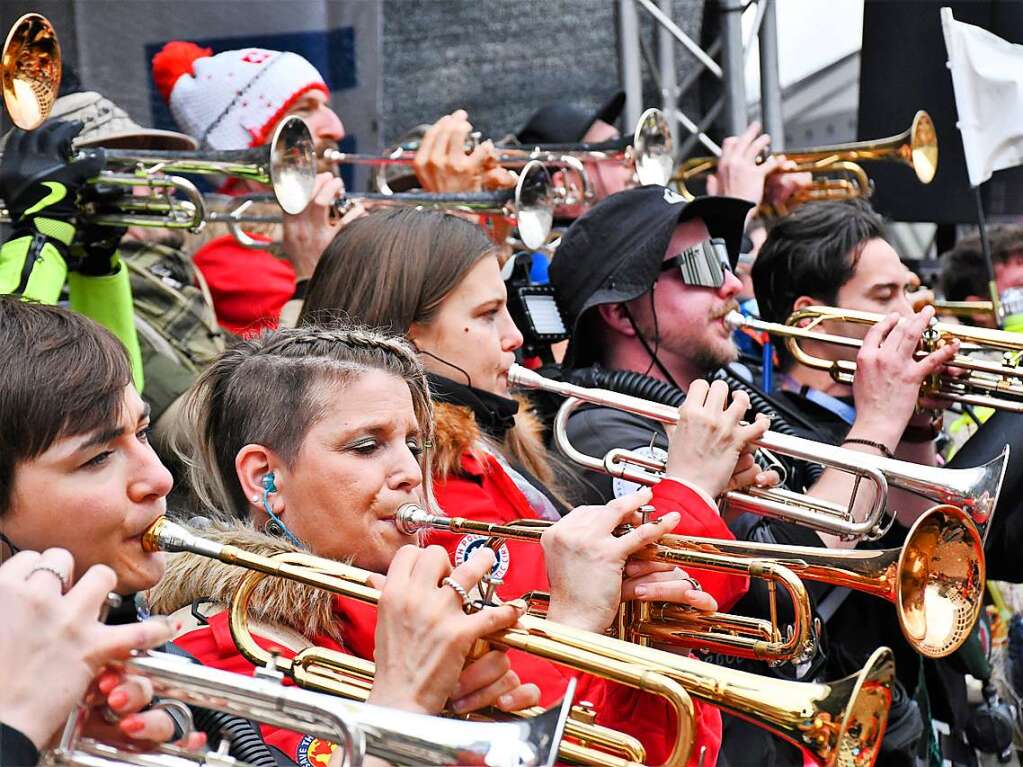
[152,41,328,150]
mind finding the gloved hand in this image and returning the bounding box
[72,183,127,277]
[0,119,106,253]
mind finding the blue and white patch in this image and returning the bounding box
[612,445,667,498]
[454,534,511,580]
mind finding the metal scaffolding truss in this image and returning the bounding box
[618,0,785,159]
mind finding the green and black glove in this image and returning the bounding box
[0,119,114,296]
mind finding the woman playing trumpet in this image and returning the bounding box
[154,317,774,767]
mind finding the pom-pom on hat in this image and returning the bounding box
[152,41,328,150]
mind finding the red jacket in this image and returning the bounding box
[429,448,748,610]
[176,593,702,767]
[192,234,295,336]
[426,448,746,767]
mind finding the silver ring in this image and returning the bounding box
[27,565,68,592]
[441,576,472,608]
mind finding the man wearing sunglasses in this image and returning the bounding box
[548,187,959,766]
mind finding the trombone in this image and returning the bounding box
[144,517,895,767]
[674,110,938,214]
[396,503,984,660]
[0,116,317,232]
[728,306,1023,414]
[208,159,555,251]
[48,650,571,767]
[395,505,817,665]
[145,517,694,767]
[508,364,1006,542]
[324,108,675,202]
[2,13,61,130]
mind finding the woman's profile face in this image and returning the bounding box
[411,256,523,396]
[271,369,426,574]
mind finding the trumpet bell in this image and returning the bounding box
[908,110,938,184]
[824,647,894,766]
[270,115,317,214]
[515,160,555,250]
[898,505,985,658]
[633,108,675,186]
[2,13,60,130]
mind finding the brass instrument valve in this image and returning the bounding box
[569,701,597,726]
[613,504,656,537]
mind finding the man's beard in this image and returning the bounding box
[690,339,739,376]
[644,324,739,376]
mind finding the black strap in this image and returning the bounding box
[815,586,853,624]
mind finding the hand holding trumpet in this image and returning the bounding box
[542,489,717,634]
[665,379,778,499]
[413,109,517,193]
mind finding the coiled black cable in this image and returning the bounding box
[190,706,279,767]
[566,366,685,408]
[158,644,279,767]
[566,364,825,487]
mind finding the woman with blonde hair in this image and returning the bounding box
[157,320,765,766]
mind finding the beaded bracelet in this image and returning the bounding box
[841,437,895,460]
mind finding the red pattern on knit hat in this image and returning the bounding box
[248,81,328,147]
[151,41,212,103]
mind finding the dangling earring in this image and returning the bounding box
[260,471,302,547]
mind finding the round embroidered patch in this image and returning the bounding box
[454,534,511,580]
[296,735,337,767]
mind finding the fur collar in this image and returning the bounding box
[430,397,549,480]
[146,520,343,643]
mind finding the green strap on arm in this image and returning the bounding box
[68,260,145,392]
[0,234,69,302]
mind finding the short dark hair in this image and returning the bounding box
[0,297,132,515]
[752,199,886,369]
[940,226,1023,301]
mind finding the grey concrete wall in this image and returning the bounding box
[380,0,705,143]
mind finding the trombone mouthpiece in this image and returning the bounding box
[723,310,747,331]
[141,516,222,558]
[395,504,432,535]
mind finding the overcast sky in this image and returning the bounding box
[743,0,864,99]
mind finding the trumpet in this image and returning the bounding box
[145,517,896,767]
[728,306,1023,414]
[325,108,675,203]
[2,13,61,130]
[674,111,938,214]
[0,116,316,233]
[208,159,555,251]
[397,503,984,660]
[48,650,571,767]
[395,505,817,665]
[508,364,1006,542]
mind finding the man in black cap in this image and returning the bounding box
[550,186,954,529]
[549,187,962,765]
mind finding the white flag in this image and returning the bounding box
[940,7,1023,187]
